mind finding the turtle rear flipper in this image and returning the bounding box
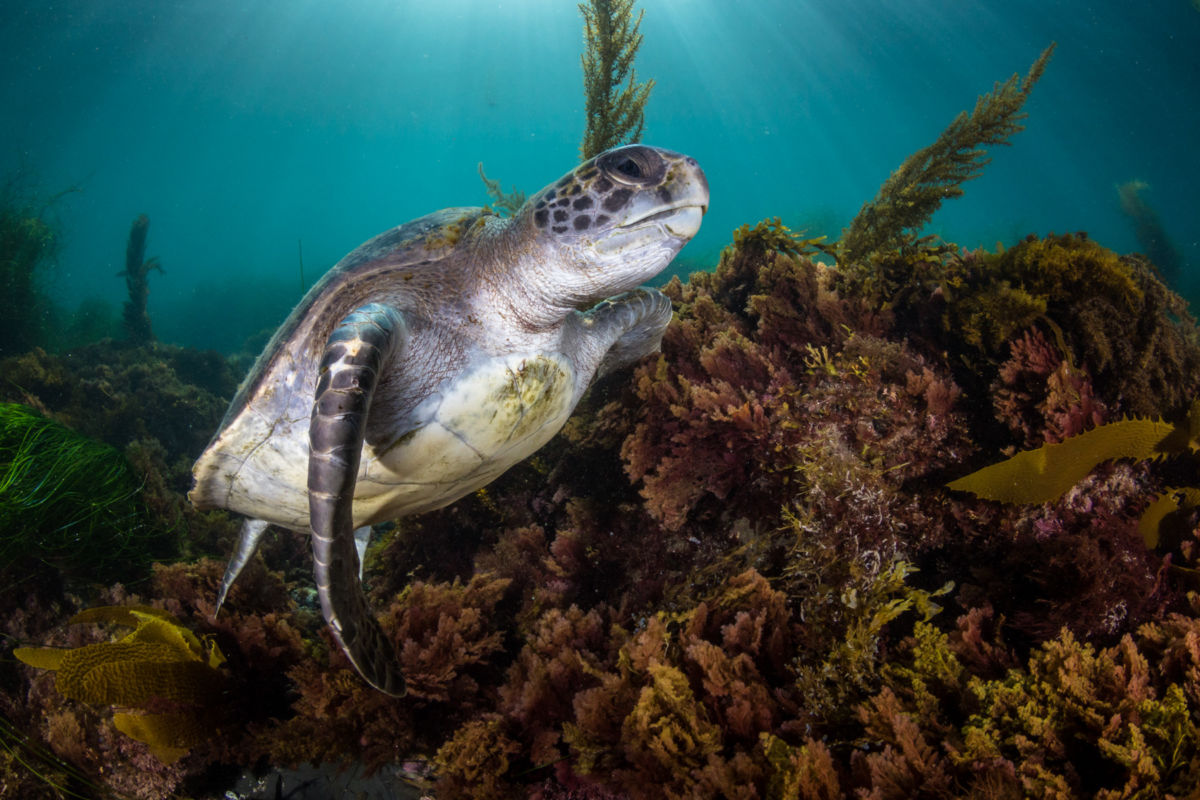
[215,518,270,614]
[309,303,408,696]
[215,520,372,615]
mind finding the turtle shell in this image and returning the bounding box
[190,206,492,520]
[225,207,485,425]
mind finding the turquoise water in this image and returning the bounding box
[2,0,1197,352]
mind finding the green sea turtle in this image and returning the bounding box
[189,145,708,694]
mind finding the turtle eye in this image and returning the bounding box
[599,145,664,186]
[613,156,643,179]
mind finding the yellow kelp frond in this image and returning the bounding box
[69,604,176,627]
[1138,487,1200,550]
[113,711,210,765]
[67,604,225,668]
[11,645,66,670]
[52,642,226,706]
[13,605,228,764]
[8,607,185,678]
[124,614,202,653]
[947,412,1196,504]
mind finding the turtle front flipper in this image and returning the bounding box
[309,303,408,695]
[575,288,674,377]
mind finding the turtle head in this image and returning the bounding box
[518,145,708,307]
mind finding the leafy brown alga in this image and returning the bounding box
[838,44,1055,271]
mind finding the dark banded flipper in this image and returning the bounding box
[308,303,407,696]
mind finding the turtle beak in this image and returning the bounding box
[618,204,706,240]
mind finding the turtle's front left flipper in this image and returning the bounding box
[309,303,408,696]
[572,287,674,378]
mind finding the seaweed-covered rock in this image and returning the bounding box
[619,221,971,578]
[877,233,1200,423]
[0,340,239,465]
[845,610,1200,798]
[0,340,246,565]
[4,217,1200,799]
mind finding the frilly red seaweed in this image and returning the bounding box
[5,223,1200,798]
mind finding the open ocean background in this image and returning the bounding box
[2,0,1196,353]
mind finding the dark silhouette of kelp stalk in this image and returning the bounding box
[0,178,59,357]
[1117,179,1183,284]
[839,44,1056,269]
[579,0,654,161]
[120,214,161,345]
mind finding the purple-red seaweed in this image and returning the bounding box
[3,223,1200,798]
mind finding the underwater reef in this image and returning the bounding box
[4,36,1200,795]
[2,216,1200,798]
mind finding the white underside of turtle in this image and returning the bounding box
[204,351,575,530]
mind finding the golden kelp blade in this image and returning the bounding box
[112,712,203,765]
[1138,487,1200,549]
[13,646,67,670]
[947,416,1189,504]
[69,604,224,667]
[53,642,225,706]
[122,615,205,658]
[14,604,228,764]
[69,604,178,627]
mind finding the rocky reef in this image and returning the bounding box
[2,217,1199,798]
